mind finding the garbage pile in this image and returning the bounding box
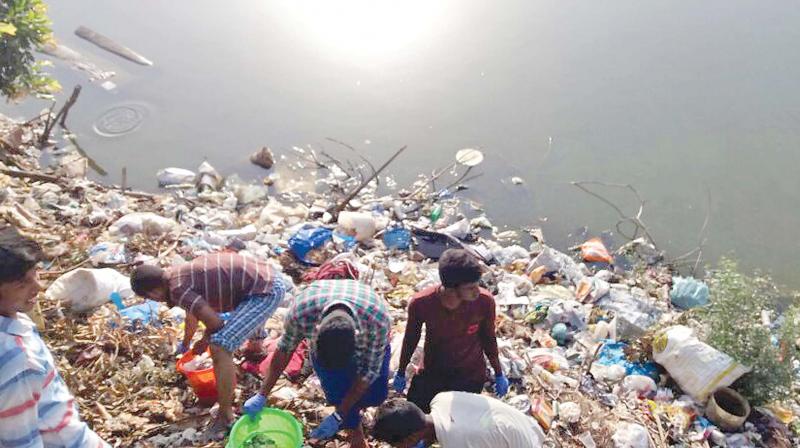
[0,113,798,448]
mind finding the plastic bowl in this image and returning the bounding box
[226,408,303,448]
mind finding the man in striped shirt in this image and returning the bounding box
[244,279,392,448]
[0,226,108,448]
[131,252,285,438]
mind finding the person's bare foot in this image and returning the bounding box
[202,413,235,442]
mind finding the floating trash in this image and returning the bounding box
[93,104,147,137]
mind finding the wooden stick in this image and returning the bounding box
[0,168,61,183]
[58,85,82,127]
[39,85,82,146]
[331,145,407,216]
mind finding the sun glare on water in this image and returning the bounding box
[277,0,448,62]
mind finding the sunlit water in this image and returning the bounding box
[3,0,800,287]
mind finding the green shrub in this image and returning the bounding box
[701,258,799,405]
[0,0,60,100]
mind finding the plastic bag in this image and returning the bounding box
[109,212,178,236]
[594,340,659,380]
[580,237,614,264]
[670,277,709,309]
[337,211,377,242]
[157,167,196,186]
[493,245,529,267]
[88,242,127,265]
[612,423,649,448]
[597,288,662,340]
[45,268,134,312]
[383,227,411,250]
[527,247,586,286]
[441,218,471,240]
[288,225,332,265]
[117,300,162,330]
[652,326,751,402]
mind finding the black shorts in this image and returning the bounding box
[406,370,486,413]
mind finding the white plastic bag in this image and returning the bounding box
[612,423,650,448]
[45,268,134,312]
[652,326,750,402]
[337,211,377,242]
[109,212,178,236]
[88,242,127,265]
[156,167,196,186]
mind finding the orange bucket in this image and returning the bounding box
[176,350,228,406]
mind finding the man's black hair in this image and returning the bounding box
[438,248,483,288]
[315,308,355,370]
[130,264,166,297]
[372,399,427,443]
[0,226,43,284]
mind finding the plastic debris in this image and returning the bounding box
[109,212,178,236]
[558,401,581,423]
[1,111,797,448]
[670,276,710,309]
[337,211,378,242]
[653,326,751,402]
[156,167,195,186]
[182,352,213,372]
[706,387,751,431]
[580,237,614,264]
[45,268,134,312]
[455,148,484,166]
[612,422,649,448]
[383,227,411,250]
[288,225,332,264]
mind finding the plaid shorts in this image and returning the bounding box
[210,277,285,353]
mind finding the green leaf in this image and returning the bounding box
[0,22,17,36]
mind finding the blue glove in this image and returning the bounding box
[413,441,427,448]
[243,393,266,418]
[495,374,509,397]
[175,342,187,355]
[310,411,342,440]
[393,371,407,394]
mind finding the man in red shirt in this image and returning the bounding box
[394,249,508,413]
[131,253,285,438]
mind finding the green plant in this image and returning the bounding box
[701,258,800,405]
[0,0,60,100]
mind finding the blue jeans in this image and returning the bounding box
[312,344,390,429]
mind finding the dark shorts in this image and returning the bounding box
[407,370,486,413]
[312,344,391,429]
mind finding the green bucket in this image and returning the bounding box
[226,408,303,448]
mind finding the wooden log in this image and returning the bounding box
[75,26,153,66]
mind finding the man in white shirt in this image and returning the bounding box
[372,391,545,448]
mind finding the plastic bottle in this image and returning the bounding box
[430,204,443,223]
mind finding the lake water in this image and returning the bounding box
[3,0,800,287]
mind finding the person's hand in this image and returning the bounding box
[175,342,187,355]
[413,441,427,448]
[495,373,509,397]
[192,336,209,354]
[243,393,267,417]
[392,371,407,394]
[310,411,342,440]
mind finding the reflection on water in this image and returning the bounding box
[1,0,799,287]
[93,103,148,137]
